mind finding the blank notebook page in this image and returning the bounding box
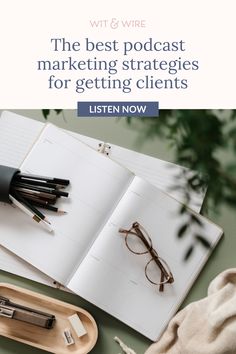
[0,124,133,284]
[68,177,223,340]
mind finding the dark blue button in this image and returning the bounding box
[77,101,159,117]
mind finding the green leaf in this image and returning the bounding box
[177,224,189,238]
[195,235,211,249]
[167,185,183,192]
[55,109,62,115]
[225,195,236,207]
[42,109,50,120]
[191,214,203,226]
[226,163,236,174]
[180,204,187,214]
[184,245,194,261]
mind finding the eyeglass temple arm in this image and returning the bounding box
[119,228,135,235]
[150,250,174,292]
[156,259,165,292]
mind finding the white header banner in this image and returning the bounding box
[0,0,235,109]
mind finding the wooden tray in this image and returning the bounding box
[0,283,98,354]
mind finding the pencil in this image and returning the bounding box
[13,187,57,202]
[13,182,69,197]
[30,200,67,214]
[19,194,63,211]
[19,192,57,205]
[9,195,53,233]
[13,191,51,225]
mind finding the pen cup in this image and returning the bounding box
[0,165,20,203]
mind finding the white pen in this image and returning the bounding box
[9,195,53,233]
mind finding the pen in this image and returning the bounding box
[13,191,51,225]
[14,187,57,202]
[19,192,57,205]
[14,176,65,190]
[17,173,70,186]
[13,182,69,197]
[9,195,53,233]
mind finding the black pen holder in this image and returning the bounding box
[0,165,20,203]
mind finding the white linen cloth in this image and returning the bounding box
[145,269,236,354]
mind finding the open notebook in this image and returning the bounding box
[0,123,222,340]
[0,110,206,290]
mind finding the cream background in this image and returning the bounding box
[0,0,235,108]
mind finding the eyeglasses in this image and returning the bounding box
[119,222,174,292]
